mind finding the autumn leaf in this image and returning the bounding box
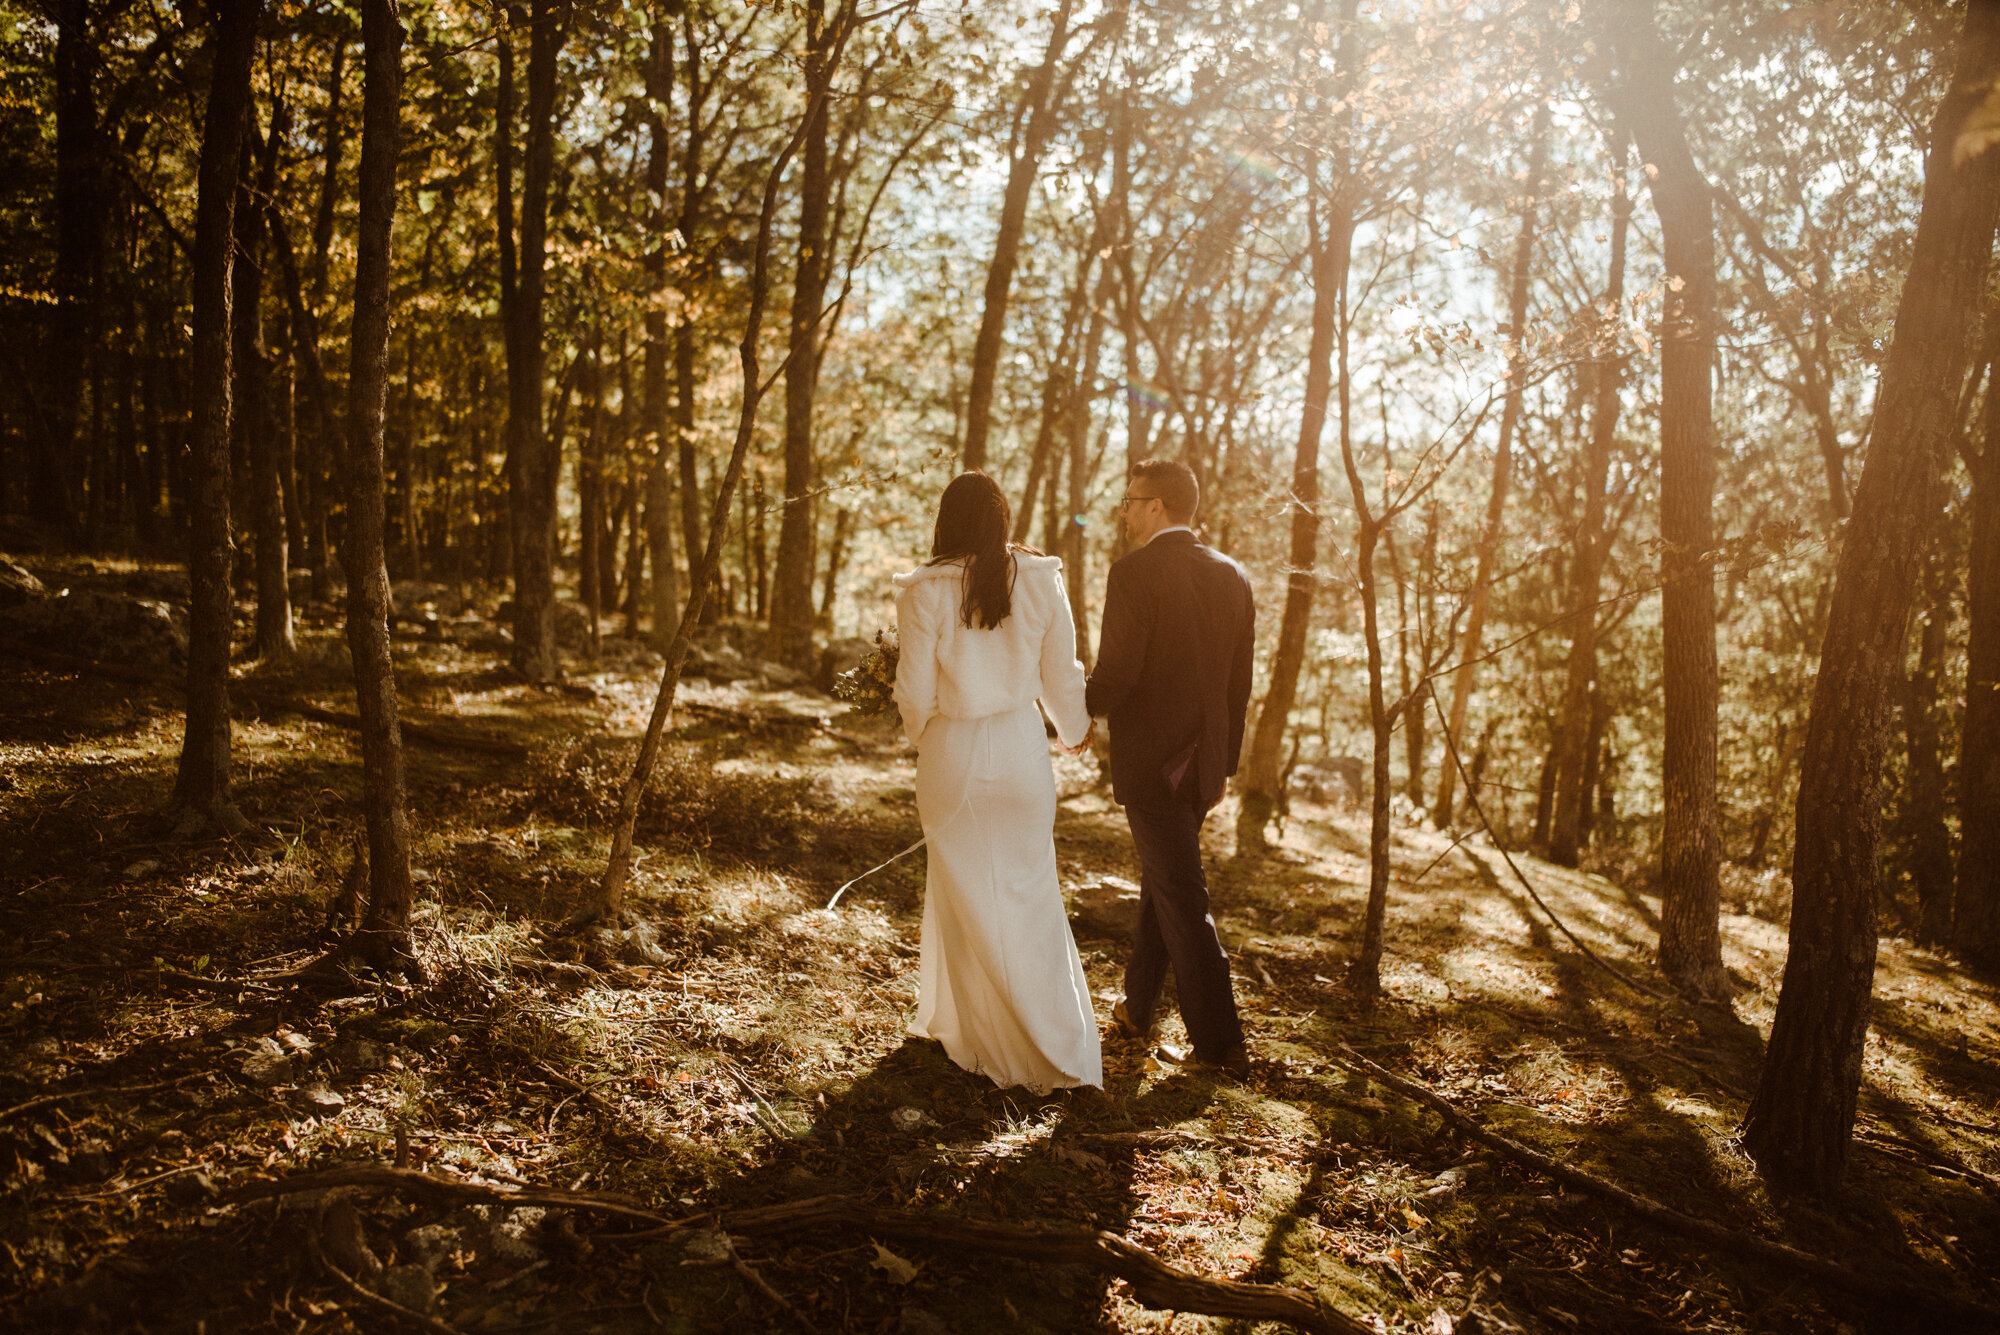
[869,1241,921,1284]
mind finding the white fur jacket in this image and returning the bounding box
[891,553,1091,749]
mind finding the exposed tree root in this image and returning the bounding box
[231,1164,1373,1334]
[1335,1044,2000,1328]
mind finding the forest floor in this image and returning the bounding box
[3,564,2000,1335]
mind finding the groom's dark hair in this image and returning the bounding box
[930,470,1027,629]
[1131,458,1199,522]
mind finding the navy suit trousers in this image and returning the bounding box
[1121,795,1244,1061]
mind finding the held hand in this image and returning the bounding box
[1058,719,1097,756]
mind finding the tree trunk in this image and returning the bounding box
[642,18,681,648]
[309,32,346,306]
[1955,358,2000,967]
[579,338,605,658]
[343,0,415,968]
[1531,723,1562,850]
[501,0,564,683]
[1335,271,1401,1001]
[767,0,839,669]
[1742,0,2000,1195]
[1235,184,1352,853]
[168,0,259,839]
[750,473,770,620]
[1581,690,1610,849]
[820,505,850,622]
[242,104,295,660]
[267,196,338,602]
[41,0,100,546]
[1609,0,1727,998]
[390,332,421,579]
[1064,271,1109,661]
[1550,153,1631,868]
[589,19,853,923]
[1900,561,1954,945]
[961,0,1076,470]
[674,17,713,608]
[1433,103,1548,831]
[1404,502,1438,807]
[1743,720,1796,870]
[1013,239,1095,543]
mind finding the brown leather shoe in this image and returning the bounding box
[1110,1000,1158,1043]
[1188,1045,1251,1079]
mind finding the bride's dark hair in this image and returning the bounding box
[928,471,1037,629]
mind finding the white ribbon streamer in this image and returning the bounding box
[825,835,928,910]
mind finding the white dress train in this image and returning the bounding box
[892,554,1101,1092]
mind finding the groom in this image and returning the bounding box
[1085,459,1254,1077]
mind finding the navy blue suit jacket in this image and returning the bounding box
[1085,530,1256,809]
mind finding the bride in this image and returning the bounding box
[891,471,1102,1092]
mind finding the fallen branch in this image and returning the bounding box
[312,1228,463,1335]
[1855,1127,2000,1194]
[721,1196,1370,1335]
[232,1162,685,1228]
[50,960,289,997]
[724,1232,818,1333]
[1335,1044,1999,1326]
[0,637,524,759]
[230,1164,1373,1334]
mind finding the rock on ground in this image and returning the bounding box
[0,559,46,607]
[0,589,189,671]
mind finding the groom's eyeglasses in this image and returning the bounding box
[1119,494,1160,511]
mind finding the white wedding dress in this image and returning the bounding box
[892,554,1102,1092]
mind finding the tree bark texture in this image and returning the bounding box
[961,0,1075,470]
[768,0,839,669]
[501,0,565,683]
[1235,185,1351,853]
[344,0,415,962]
[1610,3,1727,997]
[1742,0,2000,1195]
[1550,156,1631,868]
[1956,362,2000,967]
[169,0,260,838]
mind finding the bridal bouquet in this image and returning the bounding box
[833,629,899,717]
